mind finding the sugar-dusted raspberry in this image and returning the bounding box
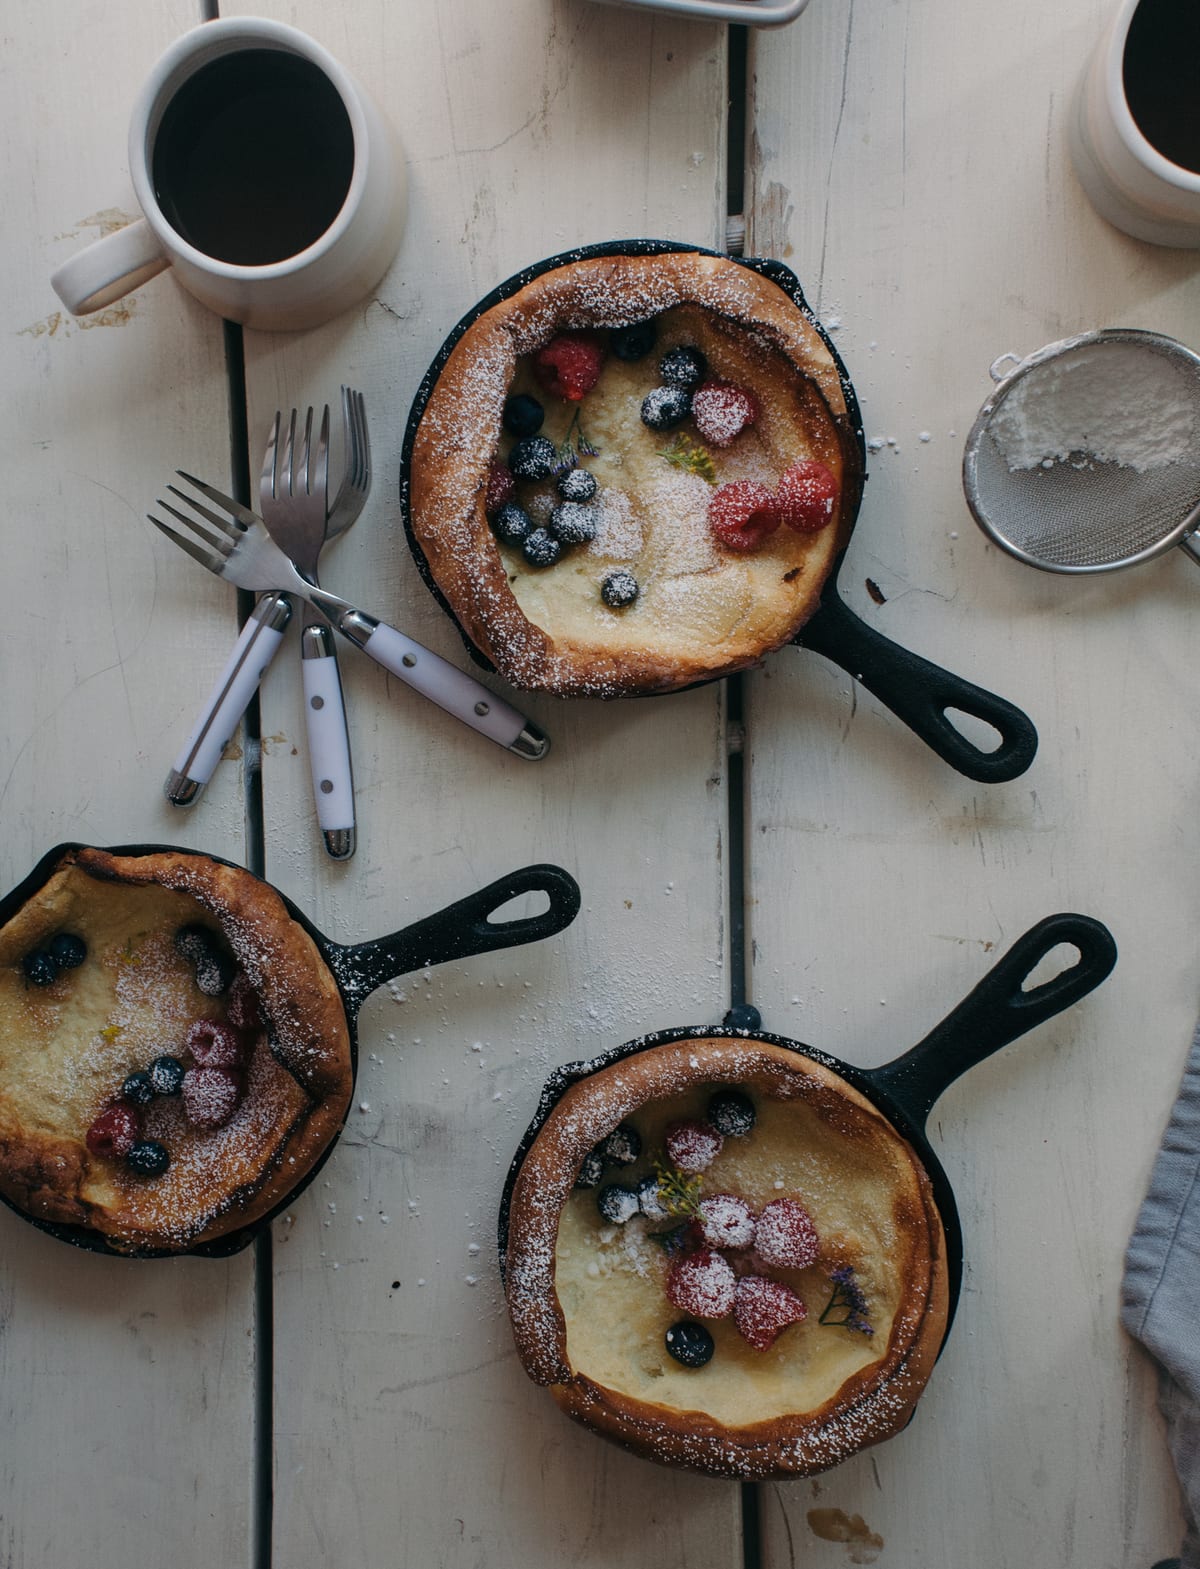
[698,1193,757,1250]
[225,972,263,1034]
[734,1275,807,1350]
[535,332,605,402]
[187,1018,244,1069]
[665,1118,724,1173]
[754,1197,820,1270]
[182,1065,242,1130]
[666,1249,737,1319]
[484,459,515,518]
[775,459,839,533]
[691,379,760,447]
[86,1103,140,1159]
[708,482,781,553]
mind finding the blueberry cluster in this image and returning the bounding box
[492,402,606,574]
[640,345,708,433]
[21,931,87,987]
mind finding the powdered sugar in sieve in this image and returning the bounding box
[962,329,1200,573]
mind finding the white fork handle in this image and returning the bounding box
[353,620,548,757]
[165,593,292,806]
[301,623,356,860]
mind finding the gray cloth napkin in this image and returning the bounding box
[1123,1016,1200,1569]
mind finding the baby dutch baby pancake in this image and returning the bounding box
[407,248,863,697]
[502,1035,949,1479]
[0,846,351,1254]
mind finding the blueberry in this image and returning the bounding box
[503,393,545,438]
[600,1122,642,1165]
[574,1149,607,1190]
[707,1089,756,1138]
[195,953,236,997]
[21,949,59,987]
[522,528,563,568]
[491,502,533,545]
[660,345,707,390]
[665,1321,715,1368]
[611,319,658,362]
[596,1184,640,1224]
[174,924,217,964]
[557,467,597,503]
[636,1173,668,1220]
[149,1055,186,1097]
[127,1140,170,1177]
[549,502,598,544]
[48,932,87,970]
[640,385,692,431]
[601,570,639,609]
[508,435,557,481]
[122,1070,156,1107]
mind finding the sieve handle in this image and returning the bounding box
[1177,531,1200,568]
[797,591,1039,782]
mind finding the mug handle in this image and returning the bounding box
[51,217,169,314]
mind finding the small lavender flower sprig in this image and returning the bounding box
[554,409,600,474]
[819,1266,873,1336]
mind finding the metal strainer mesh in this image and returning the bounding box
[963,330,1200,574]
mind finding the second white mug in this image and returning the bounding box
[1070,0,1200,248]
[50,16,407,331]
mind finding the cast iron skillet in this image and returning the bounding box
[399,238,1038,785]
[0,842,581,1260]
[498,911,1117,1341]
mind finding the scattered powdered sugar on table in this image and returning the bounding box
[990,341,1197,472]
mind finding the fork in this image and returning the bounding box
[150,473,551,760]
[261,404,356,861]
[163,388,371,810]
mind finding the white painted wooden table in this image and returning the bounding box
[1,1,1194,1565]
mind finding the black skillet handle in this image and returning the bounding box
[869,914,1117,1130]
[797,584,1038,783]
[334,864,581,1013]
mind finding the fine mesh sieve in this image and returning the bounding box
[962,328,1200,574]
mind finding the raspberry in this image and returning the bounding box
[734,1275,807,1350]
[225,972,263,1034]
[535,332,605,402]
[691,380,759,447]
[698,1193,757,1250]
[86,1103,140,1159]
[666,1249,737,1319]
[708,482,781,553]
[775,460,839,533]
[754,1197,820,1270]
[182,1065,242,1129]
[187,1018,244,1069]
[484,460,515,518]
[665,1118,724,1173]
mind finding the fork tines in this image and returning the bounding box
[148,472,254,574]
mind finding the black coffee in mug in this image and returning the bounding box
[152,49,355,266]
[1123,0,1200,174]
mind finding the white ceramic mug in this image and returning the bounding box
[1070,0,1200,248]
[51,17,406,331]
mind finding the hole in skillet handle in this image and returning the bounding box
[329,864,581,1016]
[869,913,1117,1131]
[796,569,1040,783]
